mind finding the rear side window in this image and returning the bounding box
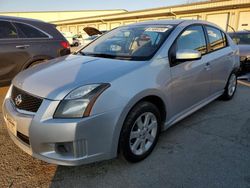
[206,26,226,52]
[0,21,18,39]
[176,25,207,55]
[14,22,48,38]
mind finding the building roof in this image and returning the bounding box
[0,15,45,23]
[52,0,250,25]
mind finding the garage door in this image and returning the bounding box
[78,25,86,34]
[238,12,250,31]
[61,26,68,32]
[69,26,77,34]
[110,22,121,29]
[207,13,229,31]
[98,24,108,31]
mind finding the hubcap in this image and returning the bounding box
[228,74,237,96]
[129,112,158,156]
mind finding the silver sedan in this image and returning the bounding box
[3,20,240,166]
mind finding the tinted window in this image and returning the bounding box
[14,22,48,38]
[206,26,226,51]
[176,25,207,55]
[0,21,18,39]
[229,33,250,45]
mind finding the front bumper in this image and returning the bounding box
[2,97,122,166]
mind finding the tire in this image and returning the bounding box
[27,60,45,69]
[220,71,237,101]
[119,101,161,163]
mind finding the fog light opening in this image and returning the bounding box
[55,142,73,156]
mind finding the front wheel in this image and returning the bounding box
[119,102,161,163]
[220,72,237,100]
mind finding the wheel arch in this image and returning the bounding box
[21,55,53,70]
[110,90,168,157]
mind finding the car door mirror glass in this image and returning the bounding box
[176,49,201,61]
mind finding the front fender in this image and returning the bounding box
[109,88,167,157]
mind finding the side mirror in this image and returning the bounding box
[176,49,201,61]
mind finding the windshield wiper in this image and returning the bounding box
[78,51,87,56]
[79,51,133,60]
[85,53,116,58]
[83,53,133,60]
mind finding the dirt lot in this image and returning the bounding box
[0,82,250,188]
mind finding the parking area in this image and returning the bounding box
[0,80,250,188]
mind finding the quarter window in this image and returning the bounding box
[176,25,207,55]
[206,26,226,51]
[14,22,48,38]
[0,21,18,39]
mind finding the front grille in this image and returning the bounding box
[17,131,30,145]
[11,86,43,113]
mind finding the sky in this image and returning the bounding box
[0,0,196,12]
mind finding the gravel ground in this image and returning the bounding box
[0,83,250,188]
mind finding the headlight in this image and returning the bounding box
[54,83,110,118]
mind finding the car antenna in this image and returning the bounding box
[227,24,238,44]
[227,24,236,33]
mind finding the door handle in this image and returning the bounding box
[204,62,211,71]
[16,45,30,49]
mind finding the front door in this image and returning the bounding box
[169,25,211,116]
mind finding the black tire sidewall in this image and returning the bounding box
[27,60,45,69]
[222,71,237,100]
[120,101,161,162]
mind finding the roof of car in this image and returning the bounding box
[0,15,45,23]
[129,19,185,26]
[228,30,250,34]
[127,19,219,28]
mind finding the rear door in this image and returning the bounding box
[169,25,211,116]
[13,22,56,61]
[0,20,30,84]
[204,26,233,94]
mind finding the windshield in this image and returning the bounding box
[80,25,175,60]
[229,33,250,45]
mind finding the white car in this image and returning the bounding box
[61,31,74,46]
[78,27,107,46]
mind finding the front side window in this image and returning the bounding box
[176,25,207,55]
[0,21,18,39]
[206,26,226,51]
[80,25,175,61]
[14,22,48,38]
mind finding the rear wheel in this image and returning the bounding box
[27,60,45,69]
[119,102,161,162]
[220,72,237,100]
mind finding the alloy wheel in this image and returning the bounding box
[129,112,158,156]
[228,73,237,96]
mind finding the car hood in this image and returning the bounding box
[12,55,145,100]
[238,45,250,57]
